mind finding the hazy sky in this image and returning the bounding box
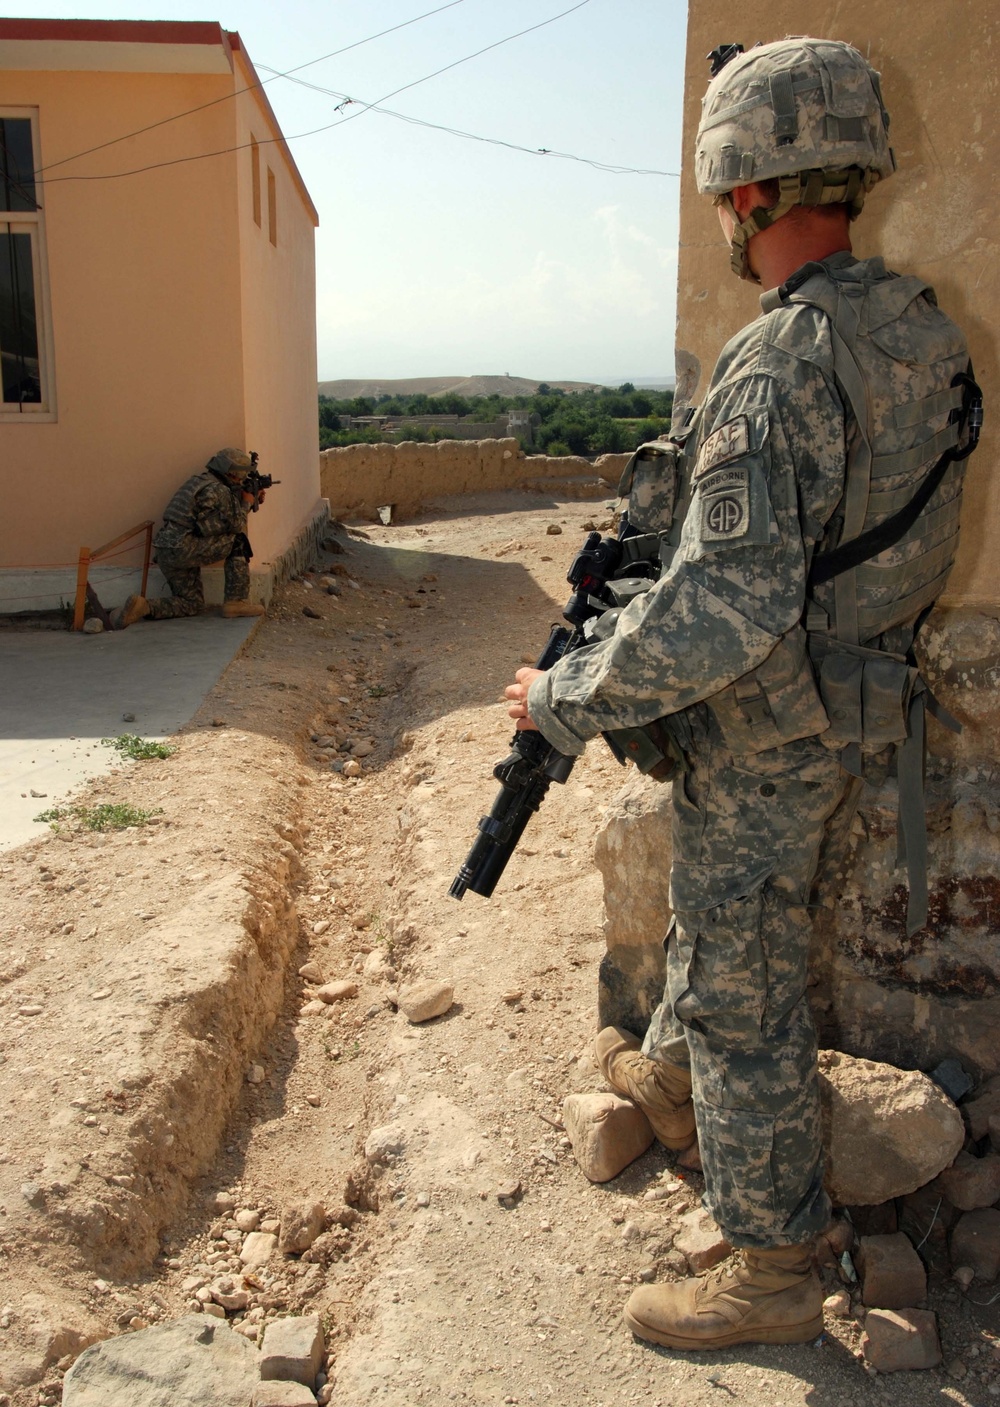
[11,0,689,381]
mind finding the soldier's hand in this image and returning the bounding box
[504,667,543,731]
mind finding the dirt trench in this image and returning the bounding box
[0,493,993,1407]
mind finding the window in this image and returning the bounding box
[267,167,277,247]
[250,135,261,227]
[0,110,53,417]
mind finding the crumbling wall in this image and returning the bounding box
[320,440,628,521]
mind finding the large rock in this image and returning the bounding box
[562,1092,654,1182]
[861,1309,942,1372]
[933,1152,1000,1211]
[857,1233,927,1309]
[62,1315,259,1407]
[950,1209,1000,1282]
[673,1209,731,1273]
[260,1314,324,1387]
[818,1051,964,1205]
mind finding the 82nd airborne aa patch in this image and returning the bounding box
[699,467,750,542]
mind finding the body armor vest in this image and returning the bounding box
[160,471,241,537]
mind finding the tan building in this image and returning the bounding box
[0,18,324,612]
[600,3,1000,1077]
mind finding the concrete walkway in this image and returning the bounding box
[0,616,258,850]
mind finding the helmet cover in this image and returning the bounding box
[206,448,253,481]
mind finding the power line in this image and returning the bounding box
[37,1,601,188]
[34,0,471,176]
[261,67,679,177]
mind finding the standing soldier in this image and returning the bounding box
[505,38,978,1349]
[111,448,267,627]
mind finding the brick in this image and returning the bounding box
[950,1208,1000,1282]
[934,1152,1000,1211]
[252,1384,317,1406]
[862,1308,942,1372]
[673,1209,732,1274]
[259,1315,324,1388]
[562,1093,654,1183]
[857,1233,927,1309]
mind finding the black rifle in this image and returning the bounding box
[244,465,281,512]
[449,531,634,901]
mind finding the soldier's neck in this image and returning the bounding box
[747,215,853,291]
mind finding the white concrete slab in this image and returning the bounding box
[0,615,257,850]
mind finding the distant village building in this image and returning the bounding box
[0,18,323,612]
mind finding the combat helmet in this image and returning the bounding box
[206,447,254,483]
[695,38,895,279]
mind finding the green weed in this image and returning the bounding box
[102,733,175,761]
[34,803,164,832]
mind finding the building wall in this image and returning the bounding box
[0,27,323,612]
[675,0,999,607]
[0,64,246,598]
[232,45,323,579]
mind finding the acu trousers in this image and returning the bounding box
[642,708,863,1249]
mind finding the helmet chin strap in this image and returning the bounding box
[717,169,875,281]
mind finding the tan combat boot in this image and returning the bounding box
[623,1244,823,1350]
[594,1026,697,1155]
[109,594,150,630]
[221,600,266,618]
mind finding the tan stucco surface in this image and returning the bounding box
[676,1,999,606]
[0,27,321,608]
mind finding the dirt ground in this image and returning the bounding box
[0,491,994,1406]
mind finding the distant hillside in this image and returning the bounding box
[318,375,608,399]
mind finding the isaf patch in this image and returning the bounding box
[694,414,750,480]
[699,466,750,542]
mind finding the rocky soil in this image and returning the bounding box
[0,491,997,1406]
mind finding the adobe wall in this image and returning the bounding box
[320,439,628,520]
[597,1,1000,1077]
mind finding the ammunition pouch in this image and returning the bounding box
[706,625,831,755]
[618,440,682,534]
[808,636,916,752]
[606,716,686,783]
[232,532,254,561]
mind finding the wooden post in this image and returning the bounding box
[72,548,91,631]
[140,522,153,597]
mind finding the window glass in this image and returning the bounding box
[0,117,37,213]
[0,229,41,403]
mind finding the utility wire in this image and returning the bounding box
[34,0,471,176]
[261,66,679,177]
[37,1,599,187]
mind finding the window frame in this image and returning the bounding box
[0,106,56,423]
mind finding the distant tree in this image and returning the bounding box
[618,381,636,394]
[536,383,551,396]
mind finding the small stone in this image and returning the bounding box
[211,1281,250,1312]
[397,980,454,1024]
[857,1233,927,1309]
[947,1358,968,1380]
[824,1290,852,1319]
[21,1181,43,1206]
[122,711,136,722]
[18,1005,43,1016]
[561,1092,654,1183]
[350,740,374,759]
[497,1180,522,1203]
[861,1308,942,1372]
[299,1001,328,1016]
[953,1265,975,1290]
[211,718,226,728]
[934,1152,1000,1211]
[279,1202,326,1254]
[246,1065,265,1084]
[82,618,104,634]
[673,1209,732,1274]
[235,1209,260,1233]
[950,1208,1000,1282]
[365,1125,405,1166]
[261,1219,281,1236]
[546,524,563,535]
[240,1231,278,1268]
[343,760,362,778]
[415,1191,430,1208]
[91,990,111,1001]
[298,962,324,982]
[312,921,331,936]
[316,981,357,1003]
[303,606,322,619]
[259,1313,324,1387]
[305,1094,321,1108]
[202,1302,226,1319]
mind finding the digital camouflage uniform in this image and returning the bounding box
[527,250,969,1250]
[148,462,251,620]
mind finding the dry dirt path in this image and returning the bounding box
[0,492,992,1407]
